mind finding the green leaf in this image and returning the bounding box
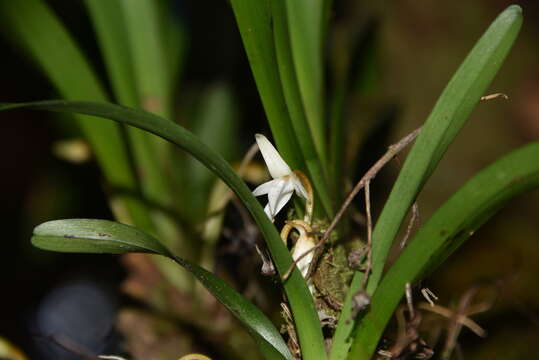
[0,0,153,232]
[349,139,539,359]
[285,0,326,157]
[119,0,183,210]
[328,275,362,360]
[228,0,305,173]
[271,1,332,217]
[158,0,187,88]
[171,254,292,360]
[32,219,168,255]
[183,83,239,221]
[32,219,292,360]
[0,100,326,360]
[83,0,138,107]
[330,6,522,358]
[120,0,171,118]
[84,0,171,209]
[366,4,523,294]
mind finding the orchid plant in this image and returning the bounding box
[2,2,538,360]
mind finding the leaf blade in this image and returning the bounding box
[84,0,171,208]
[0,100,325,360]
[32,219,292,360]
[228,0,305,173]
[367,4,523,294]
[32,219,168,255]
[285,0,326,157]
[271,1,332,217]
[332,6,523,358]
[119,0,171,118]
[349,139,539,359]
[0,0,154,232]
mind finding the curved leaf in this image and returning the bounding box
[349,140,539,359]
[32,219,168,255]
[0,100,324,360]
[0,0,154,232]
[119,0,171,118]
[84,0,171,209]
[366,5,523,295]
[228,0,305,173]
[183,84,239,221]
[285,0,326,156]
[331,6,523,359]
[32,219,292,360]
[271,1,332,217]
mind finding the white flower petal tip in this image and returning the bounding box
[253,134,309,220]
[255,134,292,179]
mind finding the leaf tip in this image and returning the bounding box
[506,4,522,15]
[33,219,61,236]
[500,4,523,24]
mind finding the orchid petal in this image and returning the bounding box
[252,179,281,197]
[267,179,294,219]
[263,203,272,220]
[271,191,294,219]
[255,134,292,179]
[291,175,308,199]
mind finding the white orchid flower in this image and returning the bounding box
[253,134,308,221]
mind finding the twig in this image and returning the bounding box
[442,286,482,359]
[421,287,439,306]
[291,126,422,280]
[405,283,415,320]
[480,92,509,101]
[448,288,479,342]
[378,306,425,358]
[401,202,419,248]
[418,302,486,338]
[361,180,373,288]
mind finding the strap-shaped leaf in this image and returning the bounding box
[119,0,172,118]
[33,219,168,255]
[84,0,171,208]
[331,6,523,359]
[366,5,522,295]
[0,0,154,232]
[0,100,323,360]
[228,0,305,173]
[271,1,332,217]
[349,139,539,359]
[32,219,292,360]
[284,0,326,157]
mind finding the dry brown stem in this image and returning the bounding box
[282,127,422,282]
